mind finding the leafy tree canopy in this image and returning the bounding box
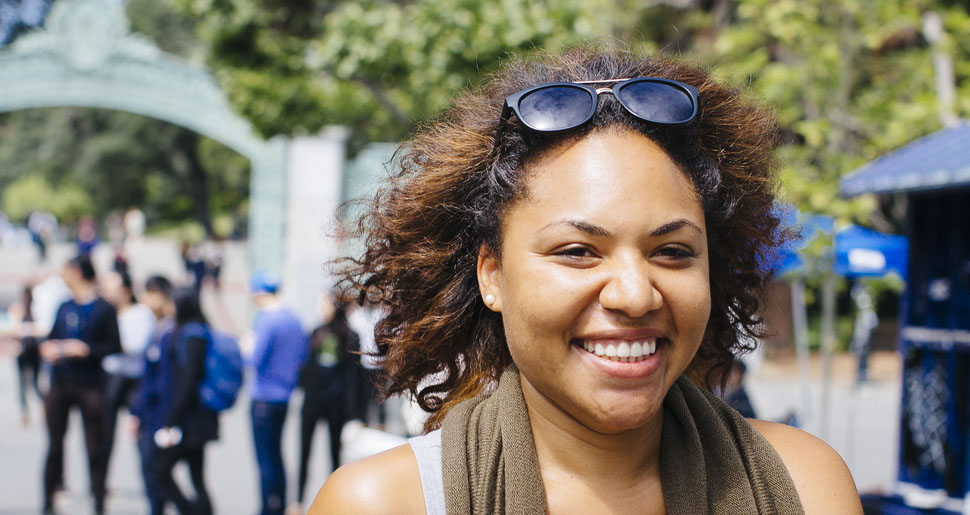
[176,0,970,229]
[175,0,620,144]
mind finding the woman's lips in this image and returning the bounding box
[572,337,667,379]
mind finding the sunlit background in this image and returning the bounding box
[1,0,970,513]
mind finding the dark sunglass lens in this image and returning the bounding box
[518,86,593,131]
[619,81,695,123]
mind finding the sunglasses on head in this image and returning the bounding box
[497,77,699,138]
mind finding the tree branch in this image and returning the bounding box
[353,75,412,129]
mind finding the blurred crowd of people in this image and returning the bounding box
[2,249,388,515]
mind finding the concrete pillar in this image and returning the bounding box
[280,127,349,330]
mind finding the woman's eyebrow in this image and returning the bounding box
[540,220,612,237]
[539,218,702,238]
[652,219,703,237]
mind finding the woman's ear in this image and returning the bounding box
[477,245,503,312]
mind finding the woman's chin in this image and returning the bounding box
[576,400,664,435]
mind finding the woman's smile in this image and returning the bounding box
[573,337,666,381]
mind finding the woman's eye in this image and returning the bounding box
[554,245,597,259]
[655,246,696,260]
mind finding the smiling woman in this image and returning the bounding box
[310,47,862,514]
[483,130,712,437]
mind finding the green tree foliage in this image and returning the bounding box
[0,107,250,237]
[175,0,617,144]
[176,0,970,230]
[712,0,970,227]
[2,175,92,223]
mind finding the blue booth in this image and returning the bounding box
[841,122,970,513]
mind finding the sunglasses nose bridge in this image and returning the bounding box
[594,87,615,96]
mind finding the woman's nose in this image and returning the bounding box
[597,254,662,318]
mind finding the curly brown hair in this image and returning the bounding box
[337,46,787,431]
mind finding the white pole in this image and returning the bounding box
[923,11,959,127]
[791,279,814,433]
[820,268,838,441]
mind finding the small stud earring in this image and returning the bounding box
[484,294,496,306]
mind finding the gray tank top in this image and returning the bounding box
[408,429,446,515]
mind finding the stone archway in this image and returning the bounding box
[0,0,287,274]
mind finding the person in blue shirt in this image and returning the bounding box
[152,287,219,515]
[248,271,309,515]
[39,254,121,515]
[131,275,176,515]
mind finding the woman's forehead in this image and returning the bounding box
[506,129,702,227]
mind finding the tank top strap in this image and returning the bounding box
[408,428,446,515]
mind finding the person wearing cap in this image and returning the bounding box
[247,271,309,515]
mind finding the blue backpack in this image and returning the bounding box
[179,323,244,412]
[199,329,244,412]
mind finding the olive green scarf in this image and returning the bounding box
[440,365,804,514]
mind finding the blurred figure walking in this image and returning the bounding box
[347,305,384,426]
[27,211,56,263]
[4,285,43,426]
[181,242,205,292]
[292,295,359,513]
[247,272,308,515]
[722,359,758,419]
[131,275,177,515]
[100,269,155,481]
[150,288,219,514]
[39,255,121,515]
[76,216,99,256]
[201,239,224,291]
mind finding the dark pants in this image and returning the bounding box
[43,378,108,510]
[356,368,385,425]
[138,430,165,515]
[152,444,212,515]
[16,347,41,416]
[296,402,347,503]
[252,400,288,515]
[103,374,137,478]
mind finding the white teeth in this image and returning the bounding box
[580,338,660,362]
[631,342,643,358]
[617,342,630,358]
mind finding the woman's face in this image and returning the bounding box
[478,129,711,434]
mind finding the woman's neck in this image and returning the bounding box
[520,375,663,490]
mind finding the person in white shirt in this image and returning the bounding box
[31,273,71,337]
[100,269,156,480]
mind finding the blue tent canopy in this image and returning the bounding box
[834,225,908,279]
[773,211,834,275]
[840,122,970,197]
[772,208,907,279]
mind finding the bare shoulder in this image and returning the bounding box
[308,443,426,515]
[749,419,862,514]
